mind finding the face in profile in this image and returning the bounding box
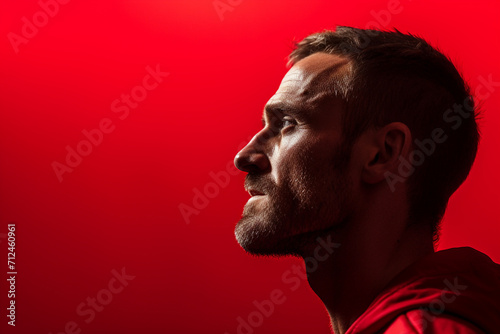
[234,53,356,257]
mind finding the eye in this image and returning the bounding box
[264,113,297,134]
[281,116,297,130]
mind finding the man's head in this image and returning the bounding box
[234,26,480,256]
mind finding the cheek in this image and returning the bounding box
[274,133,335,193]
[269,132,307,186]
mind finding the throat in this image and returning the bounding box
[304,249,380,334]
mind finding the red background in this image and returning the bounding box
[1,1,499,333]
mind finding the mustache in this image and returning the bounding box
[244,174,275,195]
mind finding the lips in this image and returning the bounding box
[248,189,265,197]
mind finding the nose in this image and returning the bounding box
[234,133,270,174]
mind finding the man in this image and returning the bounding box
[233,26,500,333]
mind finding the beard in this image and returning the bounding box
[235,143,353,257]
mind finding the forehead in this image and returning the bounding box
[266,52,351,114]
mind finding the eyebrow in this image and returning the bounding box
[262,102,303,126]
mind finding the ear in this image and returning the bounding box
[361,122,412,184]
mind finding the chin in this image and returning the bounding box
[234,183,346,256]
[234,214,317,258]
[235,215,286,256]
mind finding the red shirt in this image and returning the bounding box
[345,247,500,333]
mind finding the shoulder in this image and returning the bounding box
[381,309,485,334]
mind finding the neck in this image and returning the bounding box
[301,197,434,334]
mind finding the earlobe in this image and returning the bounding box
[362,122,412,185]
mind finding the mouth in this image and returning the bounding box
[248,189,265,197]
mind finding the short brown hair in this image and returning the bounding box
[289,26,480,241]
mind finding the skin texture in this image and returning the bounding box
[234,52,435,334]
